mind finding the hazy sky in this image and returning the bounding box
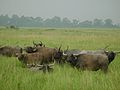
[0,0,120,23]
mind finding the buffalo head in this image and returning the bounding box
[105,51,120,63]
[54,45,65,64]
[66,54,78,67]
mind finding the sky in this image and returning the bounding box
[0,0,120,23]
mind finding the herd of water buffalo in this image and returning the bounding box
[0,41,120,73]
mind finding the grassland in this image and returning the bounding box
[0,28,120,90]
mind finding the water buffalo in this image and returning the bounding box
[0,46,22,57]
[66,51,120,73]
[18,52,44,66]
[66,53,109,73]
[17,52,55,72]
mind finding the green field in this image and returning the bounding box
[0,28,120,90]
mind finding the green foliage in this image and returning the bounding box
[0,14,119,28]
[0,28,120,90]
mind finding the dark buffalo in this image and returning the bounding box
[66,51,120,73]
[0,46,22,57]
[66,53,109,73]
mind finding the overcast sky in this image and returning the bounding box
[0,0,120,23]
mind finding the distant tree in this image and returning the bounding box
[0,14,119,28]
[0,14,10,26]
[44,18,52,27]
[10,14,20,26]
[19,16,34,27]
[62,17,72,27]
[51,16,62,27]
[79,20,92,27]
[72,19,79,27]
[104,19,113,27]
[93,19,104,27]
[34,17,43,27]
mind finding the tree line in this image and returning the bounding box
[0,14,119,28]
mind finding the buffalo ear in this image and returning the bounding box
[63,52,67,56]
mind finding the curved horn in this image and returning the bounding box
[65,46,69,52]
[36,64,43,67]
[114,51,120,54]
[73,54,79,56]
[58,45,62,51]
[103,44,111,50]
[39,41,43,46]
[63,52,67,56]
[33,48,37,52]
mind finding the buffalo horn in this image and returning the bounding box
[33,48,37,52]
[73,54,79,56]
[40,41,43,45]
[63,52,67,56]
[36,64,43,67]
[65,46,69,52]
[114,51,120,54]
[58,45,62,51]
[103,44,111,50]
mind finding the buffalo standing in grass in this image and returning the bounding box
[18,46,63,72]
[0,46,22,57]
[18,52,55,73]
[65,51,119,73]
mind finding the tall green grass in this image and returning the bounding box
[0,28,120,90]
